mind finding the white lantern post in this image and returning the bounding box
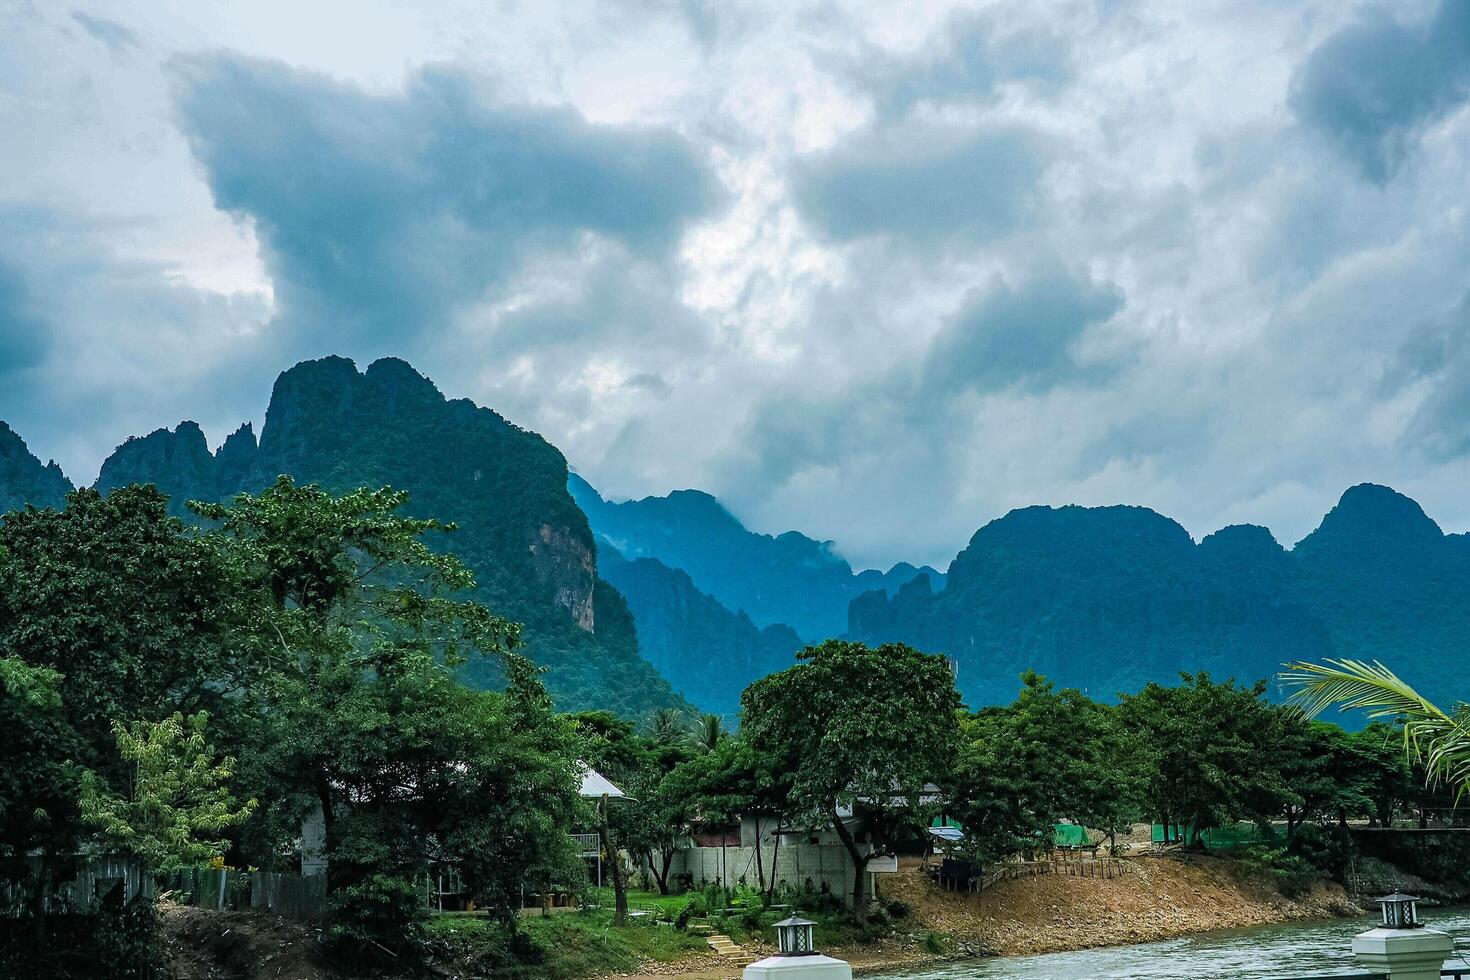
[743,915,852,980]
[1352,893,1452,980]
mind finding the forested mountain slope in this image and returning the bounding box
[849,485,1469,710]
[569,473,943,641]
[92,356,685,717]
[595,546,803,716]
[0,421,73,514]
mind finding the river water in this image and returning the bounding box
[879,909,1470,980]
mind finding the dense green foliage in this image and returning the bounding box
[952,671,1143,862]
[956,670,1436,873]
[79,712,255,869]
[90,356,685,719]
[852,485,1470,711]
[0,478,589,974]
[571,473,943,642]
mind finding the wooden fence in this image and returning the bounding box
[167,867,327,919]
[935,851,1122,894]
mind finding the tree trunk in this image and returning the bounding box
[314,775,338,889]
[829,812,873,926]
[753,814,766,894]
[766,818,783,902]
[649,848,675,894]
[598,815,629,925]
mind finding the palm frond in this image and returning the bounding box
[1281,658,1470,793]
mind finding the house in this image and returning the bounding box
[299,765,627,903]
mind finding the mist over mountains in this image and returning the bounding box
[3,356,1466,718]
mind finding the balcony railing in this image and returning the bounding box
[569,833,600,856]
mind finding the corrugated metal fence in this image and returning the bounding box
[167,867,327,919]
[3,858,326,920]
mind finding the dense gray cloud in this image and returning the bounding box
[1398,293,1470,459]
[172,53,725,352]
[1291,0,1470,183]
[792,122,1047,244]
[922,266,1123,395]
[0,260,49,375]
[834,7,1072,120]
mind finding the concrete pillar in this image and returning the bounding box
[1352,927,1453,980]
[744,955,852,980]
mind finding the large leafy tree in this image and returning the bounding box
[200,477,581,958]
[0,488,249,909]
[664,733,793,897]
[950,673,1144,863]
[741,640,961,924]
[1117,672,1292,842]
[567,710,657,924]
[0,655,83,914]
[0,486,250,775]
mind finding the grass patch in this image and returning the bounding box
[426,908,709,980]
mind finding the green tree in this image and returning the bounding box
[0,488,248,916]
[666,734,793,897]
[742,640,961,924]
[0,656,83,918]
[79,712,256,870]
[1117,673,1292,843]
[567,708,649,922]
[0,486,249,777]
[694,713,725,753]
[200,477,578,960]
[1350,723,1419,826]
[949,674,1144,862]
[1274,718,1376,837]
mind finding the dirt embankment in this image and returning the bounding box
[162,902,332,980]
[881,854,1360,959]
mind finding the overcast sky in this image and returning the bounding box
[3,0,1470,569]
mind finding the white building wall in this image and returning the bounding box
[666,843,870,903]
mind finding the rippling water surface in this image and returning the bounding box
[877,908,1470,980]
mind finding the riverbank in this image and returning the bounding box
[879,855,1359,960]
[158,855,1361,980]
[618,856,1360,980]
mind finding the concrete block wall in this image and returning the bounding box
[665,844,862,902]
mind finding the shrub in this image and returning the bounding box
[326,873,428,966]
[1289,824,1358,880]
[1240,844,1319,899]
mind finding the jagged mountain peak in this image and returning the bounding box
[0,420,74,513]
[1296,482,1442,553]
[87,356,687,718]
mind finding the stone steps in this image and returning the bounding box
[706,934,757,966]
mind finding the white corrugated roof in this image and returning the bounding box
[579,767,626,798]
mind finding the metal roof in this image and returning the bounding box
[579,767,626,799]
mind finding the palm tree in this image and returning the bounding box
[648,707,690,749]
[693,712,724,753]
[1282,658,1470,798]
